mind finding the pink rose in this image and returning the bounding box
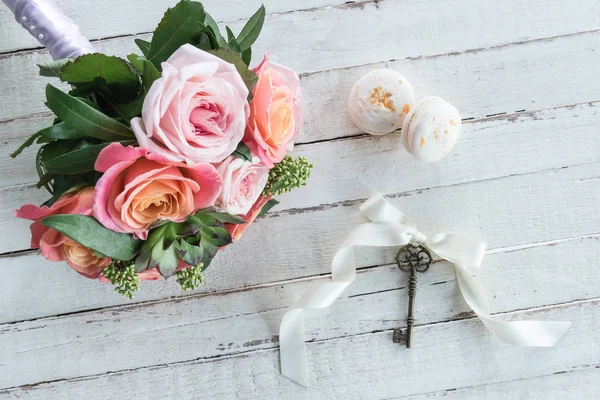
[245,54,302,167]
[93,143,221,237]
[131,44,250,164]
[216,147,270,215]
[225,195,273,242]
[14,187,111,278]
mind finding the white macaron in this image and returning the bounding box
[348,69,415,135]
[401,96,461,162]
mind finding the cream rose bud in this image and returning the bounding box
[217,152,270,216]
[131,44,250,164]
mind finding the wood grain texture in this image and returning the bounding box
[1,299,596,399]
[0,0,344,53]
[1,0,598,395]
[2,162,599,324]
[397,367,600,399]
[0,236,597,388]
[3,30,600,189]
[1,0,599,120]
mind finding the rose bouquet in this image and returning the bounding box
[11,1,312,298]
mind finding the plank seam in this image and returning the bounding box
[264,160,600,220]
[0,296,596,393]
[1,232,598,327]
[380,363,600,400]
[0,0,377,57]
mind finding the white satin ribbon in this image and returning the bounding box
[3,0,95,60]
[279,194,571,386]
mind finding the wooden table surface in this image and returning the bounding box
[0,0,599,398]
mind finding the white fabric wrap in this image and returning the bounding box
[3,0,94,60]
[279,194,572,386]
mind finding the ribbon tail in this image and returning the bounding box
[280,310,308,386]
[455,266,572,346]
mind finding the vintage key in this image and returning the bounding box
[392,244,432,348]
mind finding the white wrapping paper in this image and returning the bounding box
[3,0,94,60]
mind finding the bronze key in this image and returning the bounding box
[392,244,431,348]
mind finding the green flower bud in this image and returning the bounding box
[102,262,140,299]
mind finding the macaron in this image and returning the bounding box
[401,96,461,162]
[348,69,415,135]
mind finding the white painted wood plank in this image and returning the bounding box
[0,298,595,399]
[0,0,344,53]
[1,0,599,121]
[3,30,600,188]
[400,367,600,400]
[1,102,599,254]
[301,29,600,144]
[1,163,598,323]
[0,236,597,388]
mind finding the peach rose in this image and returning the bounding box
[131,44,250,164]
[14,187,111,278]
[245,54,302,167]
[225,195,273,242]
[93,143,221,238]
[216,148,270,215]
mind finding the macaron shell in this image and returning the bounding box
[401,97,461,162]
[348,69,415,135]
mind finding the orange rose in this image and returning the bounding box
[14,187,111,278]
[93,143,221,238]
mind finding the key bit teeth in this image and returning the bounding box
[392,328,406,344]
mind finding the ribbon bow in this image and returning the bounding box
[279,194,571,387]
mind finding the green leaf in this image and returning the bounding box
[226,37,242,55]
[108,95,144,121]
[142,60,161,93]
[36,173,55,189]
[208,49,258,97]
[45,84,134,141]
[67,78,112,99]
[200,225,232,247]
[196,32,212,51]
[224,26,242,54]
[156,243,179,278]
[199,235,219,268]
[38,58,73,77]
[61,54,140,102]
[206,212,246,225]
[42,142,111,175]
[10,132,41,158]
[36,146,52,194]
[237,5,265,51]
[38,123,87,141]
[127,53,145,72]
[135,223,169,272]
[241,46,252,66]
[204,13,226,47]
[147,0,206,67]
[225,26,235,42]
[258,198,279,217]
[231,141,252,162]
[135,39,151,57]
[41,214,142,260]
[74,97,101,110]
[176,240,204,266]
[39,140,76,163]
